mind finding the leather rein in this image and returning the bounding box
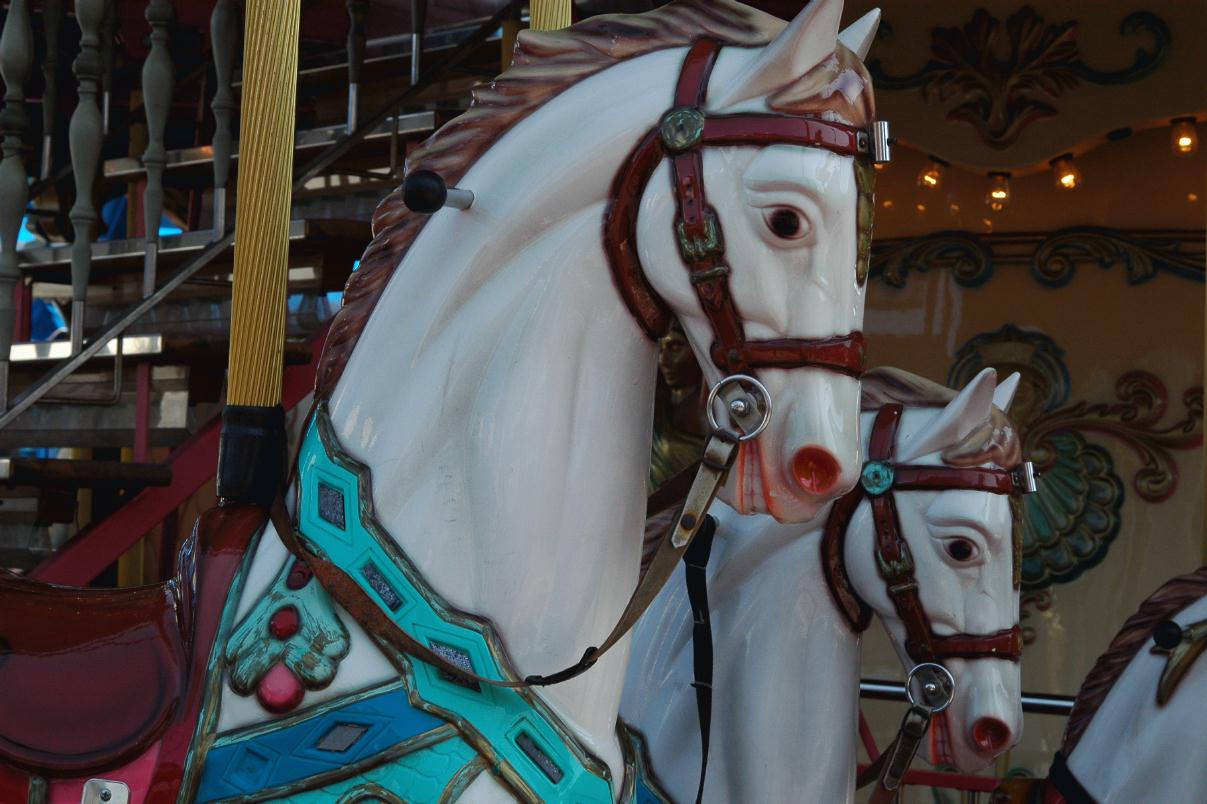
[822,404,1033,664]
[604,36,877,377]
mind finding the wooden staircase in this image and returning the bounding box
[0,0,517,574]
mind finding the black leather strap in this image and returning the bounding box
[684,515,717,804]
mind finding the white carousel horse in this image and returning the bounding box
[0,1,889,801]
[993,567,1207,804]
[622,367,1027,802]
[0,0,888,799]
[202,1,885,802]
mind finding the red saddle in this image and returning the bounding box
[0,505,266,789]
[0,566,189,775]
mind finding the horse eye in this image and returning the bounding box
[763,208,806,239]
[945,538,977,562]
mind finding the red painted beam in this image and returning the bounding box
[31,326,326,586]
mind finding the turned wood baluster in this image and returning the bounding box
[68,0,106,354]
[141,0,174,298]
[100,0,116,134]
[40,0,61,176]
[346,0,368,132]
[210,0,237,237]
[0,0,33,408]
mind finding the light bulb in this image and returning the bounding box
[1050,154,1081,191]
[916,156,948,191]
[1171,118,1198,156]
[985,172,1011,212]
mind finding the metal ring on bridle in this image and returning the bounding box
[706,374,772,442]
[906,662,955,713]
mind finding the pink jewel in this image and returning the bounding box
[269,606,300,639]
[257,662,304,713]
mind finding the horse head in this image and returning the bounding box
[842,367,1026,771]
[629,0,882,523]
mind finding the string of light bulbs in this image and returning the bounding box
[909,117,1199,211]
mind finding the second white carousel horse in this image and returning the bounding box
[623,367,1029,802]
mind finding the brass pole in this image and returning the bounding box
[529,0,570,31]
[217,0,301,505]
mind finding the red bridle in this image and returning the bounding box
[604,38,877,377]
[822,404,1028,663]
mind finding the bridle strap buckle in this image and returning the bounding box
[875,540,916,582]
[677,209,724,262]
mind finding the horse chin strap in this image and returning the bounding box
[822,403,1037,665]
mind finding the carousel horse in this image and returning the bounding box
[0,1,889,801]
[993,566,1207,804]
[623,367,1030,802]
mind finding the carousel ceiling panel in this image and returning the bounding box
[845,0,1207,172]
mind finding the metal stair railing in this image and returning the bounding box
[0,2,509,433]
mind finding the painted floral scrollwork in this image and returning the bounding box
[869,8,1170,148]
[1029,372,1202,504]
[870,228,1204,289]
[871,231,992,288]
[1031,228,1205,288]
[950,326,1202,590]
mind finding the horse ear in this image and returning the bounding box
[898,368,998,462]
[837,8,880,61]
[710,0,844,109]
[993,372,1021,413]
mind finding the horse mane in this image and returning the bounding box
[315,0,875,398]
[1063,565,1207,754]
[861,367,1021,468]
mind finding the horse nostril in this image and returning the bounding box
[791,446,841,494]
[971,717,1012,755]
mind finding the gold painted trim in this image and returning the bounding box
[617,721,674,804]
[177,517,269,804]
[1156,617,1207,706]
[616,722,638,804]
[335,783,407,804]
[439,755,490,803]
[209,724,459,804]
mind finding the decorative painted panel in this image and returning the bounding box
[948,324,1202,589]
[869,8,1170,148]
[870,228,1204,290]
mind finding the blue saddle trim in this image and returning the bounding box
[272,737,483,803]
[290,406,614,803]
[197,682,451,802]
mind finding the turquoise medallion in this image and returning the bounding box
[225,556,351,698]
[860,459,895,495]
[287,405,614,803]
